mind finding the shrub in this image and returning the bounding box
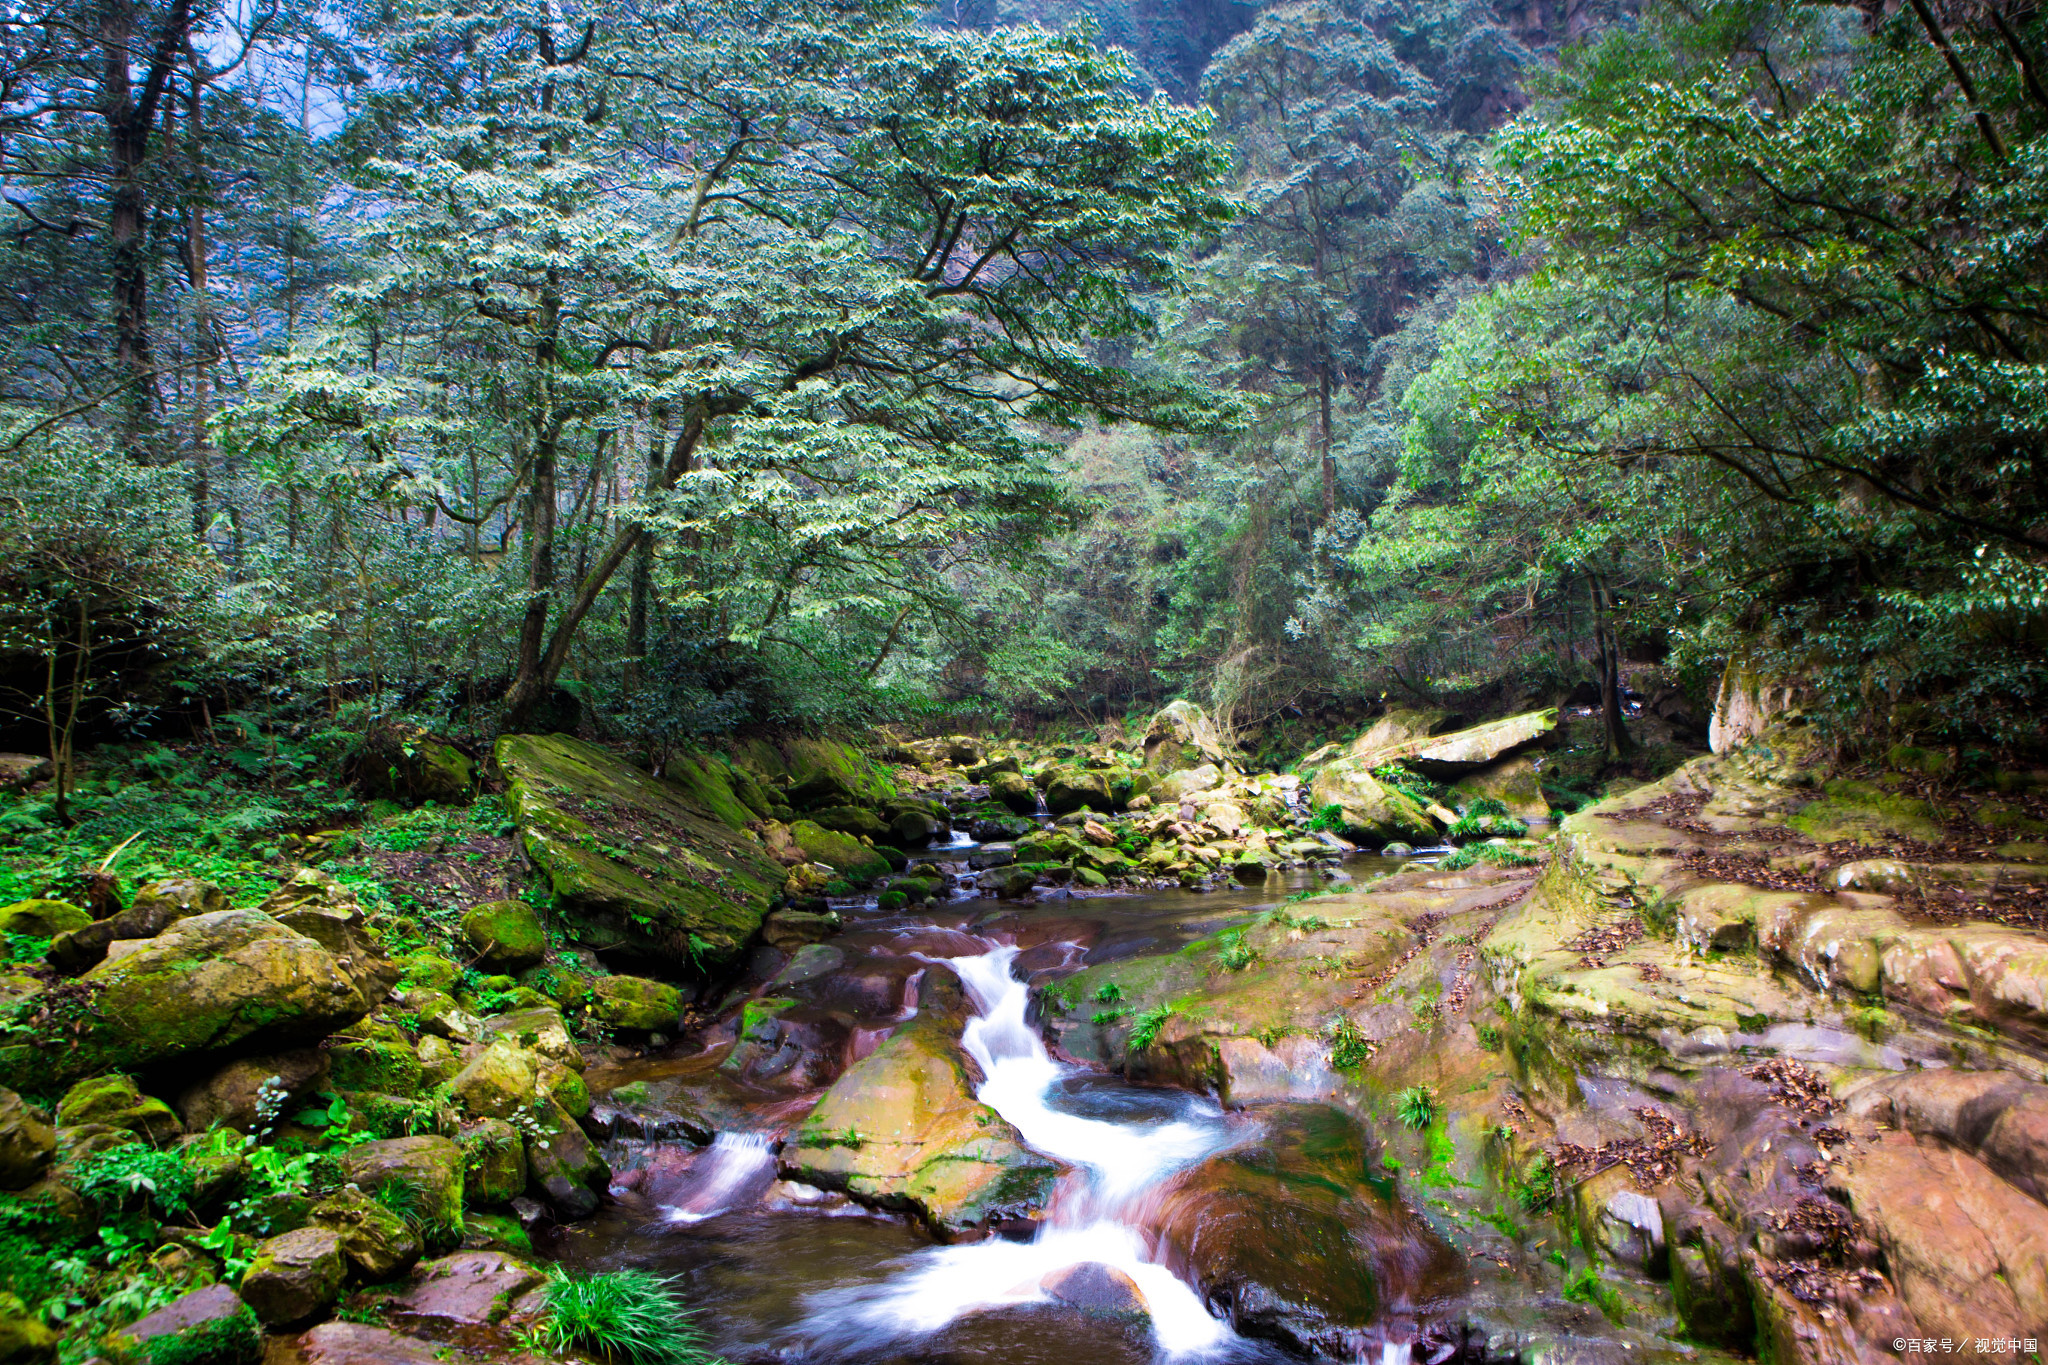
[538,1267,720,1365]
[1126,1002,1176,1052]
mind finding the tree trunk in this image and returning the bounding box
[1591,573,1634,761]
[100,0,195,456]
[502,421,561,729]
[183,67,215,538]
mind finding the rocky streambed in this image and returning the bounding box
[550,729,2048,1365]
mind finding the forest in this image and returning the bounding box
[1,0,2046,1358]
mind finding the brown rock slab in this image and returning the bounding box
[1040,1262,1148,1314]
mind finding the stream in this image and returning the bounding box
[547,838,1432,1364]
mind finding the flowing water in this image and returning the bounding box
[551,840,1433,1364]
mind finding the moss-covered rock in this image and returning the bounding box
[327,1026,424,1099]
[587,975,682,1032]
[495,734,783,971]
[57,1074,180,1144]
[450,1039,539,1120]
[457,1119,527,1205]
[0,1291,57,1362]
[1142,699,1230,773]
[782,969,1059,1237]
[1788,778,1949,846]
[783,737,898,810]
[1306,760,1439,848]
[515,962,590,1007]
[1449,755,1550,821]
[459,900,547,971]
[309,1186,422,1280]
[524,1096,608,1218]
[340,1137,465,1244]
[0,1088,53,1190]
[989,771,1039,815]
[809,805,890,839]
[787,821,890,884]
[1043,766,1113,815]
[46,877,230,974]
[0,900,88,938]
[662,752,760,829]
[241,1227,346,1327]
[4,909,370,1090]
[360,724,475,805]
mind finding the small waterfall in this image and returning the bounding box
[663,1131,777,1224]
[808,945,1239,1356]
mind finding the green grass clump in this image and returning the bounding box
[1214,926,1258,972]
[1438,848,1478,871]
[1328,1017,1374,1070]
[1127,1002,1176,1052]
[144,1305,263,1365]
[1473,843,1539,868]
[1395,1085,1437,1130]
[539,1267,721,1365]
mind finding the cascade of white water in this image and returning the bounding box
[821,945,1240,1356]
[664,1131,777,1224]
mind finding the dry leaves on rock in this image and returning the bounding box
[1747,1058,1835,1116]
[1762,1259,1888,1304]
[1553,1106,1713,1187]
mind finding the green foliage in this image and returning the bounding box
[1126,1002,1177,1052]
[1090,1008,1126,1025]
[1395,1085,1437,1130]
[1307,803,1349,833]
[1214,925,1259,972]
[69,1147,193,1217]
[1092,982,1123,1004]
[1328,1017,1375,1070]
[143,1305,264,1365]
[1513,1154,1557,1213]
[1438,848,1478,871]
[1563,1263,1626,1324]
[538,1267,721,1365]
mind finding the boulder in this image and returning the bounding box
[660,751,761,828]
[327,1028,425,1099]
[0,1293,55,1363]
[175,1049,329,1133]
[378,1251,546,1334]
[495,734,784,971]
[587,975,682,1032]
[1148,1105,1461,1357]
[783,738,898,811]
[1388,710,1557,778]
[340,1137,465,1242]
[360,724,475,804]
[1345,708,1458,762]
[119,1283,258,1363]
[309,1186,422,1280]
[984,866,1040,899]
[809,806,890,839]
[762,909,841,951]
[1040,1262,1148,1314]
[782,969,1059,1236]
[523,1097,609,1218]
[1044,767,1113,816]
[1156,765,1221,803]
[0,900,89,938]
[1306,762,1438,848]
[458,1119,528,1205]
[0,754,51,791]
[1709,659,1805,755]
[56,1073,180,1143]
[0,1088,54,1190]
[787,820,890,884]
[451,1039,540,1119]
[890,810,939,846]
[460,900,548,971]
[1143,700,1229,773]
[241,1227,347,1327]
[47,876,230,974]
[1448,756,1550,822]
[989,771,1039,815]
[293,1323,455,1365]
[478,1007,581,1070]
[3,908,370,1090]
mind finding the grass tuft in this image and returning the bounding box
[540,1267,722,1365]
[1395,1085,1437,1130]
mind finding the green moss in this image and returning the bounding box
[1788,778,1947,845]
[142,1304,263,1365]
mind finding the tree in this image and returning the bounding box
[232,0,1235,730]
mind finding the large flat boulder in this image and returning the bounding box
[780,970,1058,1237]
[1389,709,1556,777]
[0,909,368,1089]
[782,737,897,811]
[496,734,785,970]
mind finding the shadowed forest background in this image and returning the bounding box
[4,0,2047,829]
